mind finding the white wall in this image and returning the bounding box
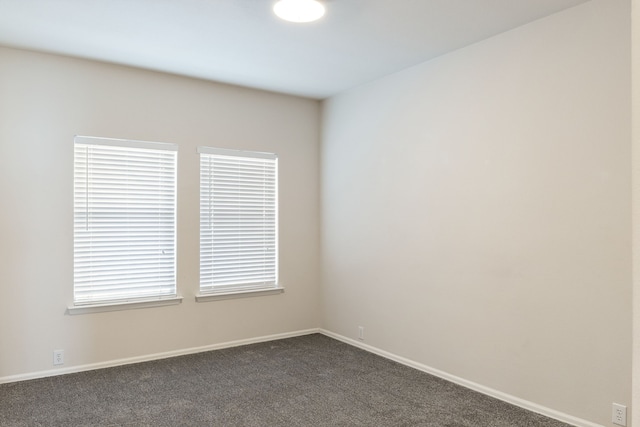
[0,46,321,378]
[321,1,631,425]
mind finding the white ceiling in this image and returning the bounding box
[0,0,589,99]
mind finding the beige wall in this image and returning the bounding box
[0,46,321,378]
[0,1,635,425]
[321,1,631,425]
[633,0,640,425]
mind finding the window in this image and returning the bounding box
[198,147,278,296]
[73,136,178,306]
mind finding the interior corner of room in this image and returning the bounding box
[0,0,637,426]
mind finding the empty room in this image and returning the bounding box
[0,0,637,426]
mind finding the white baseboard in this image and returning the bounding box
[319,329,603,427]
[0,328,320,385]
[0,327,604,427]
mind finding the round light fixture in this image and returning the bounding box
[273,0,325,23]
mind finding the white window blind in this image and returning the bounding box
[73,136,178,305]
[199,147,278,294]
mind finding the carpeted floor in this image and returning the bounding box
[0,334,570,426]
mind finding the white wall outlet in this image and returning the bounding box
[612,403,627,426]
[53,349,64,366]
[358,326,364,340]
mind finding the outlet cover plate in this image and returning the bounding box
[53,349,64,366]
[612,403,627,426]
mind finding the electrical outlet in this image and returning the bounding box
[612,403,627,426]
[53,349,64,366]
[358,326,364,340]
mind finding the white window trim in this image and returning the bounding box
[198,146,279,296]
[67,296,183,315]
[73,135,178,309]
[197,146,276,160]
[75,135,178,152]
[195,287,284,303]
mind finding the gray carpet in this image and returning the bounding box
[0,334,570,427]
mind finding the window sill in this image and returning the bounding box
[195,287,284,302]
[67,296,183,315]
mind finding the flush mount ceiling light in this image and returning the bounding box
[273,0,325,23]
